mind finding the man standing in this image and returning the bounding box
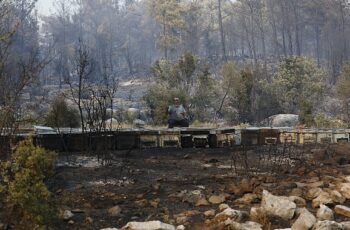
[167,97,189,128]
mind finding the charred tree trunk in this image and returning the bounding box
[218,0,227,61]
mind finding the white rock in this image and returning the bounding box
[224,218,233,226]
[235,193,259,204]
[100,228,119,230]
[215,208,248,222]
[268,114,299,127]
[344,176,350,183]
[339,183,350,199]
[317,204,334,221]
[291,208,316,230]
[341,221,350,230]
[121,221,176,230]
[208,195,225,204]
[334,205,350,218]
[295,182,307,188]
[288,196,306,207]
[218,203,230,211]
[308,181,324,188]
[182,190,204,204]
[312,192,333,208]
[261,190,296,220]
[330,190,346,204]
[63,210,74,220]
[306,188,323,200]
[312,220,343,230]
[250,207,261,220]
[204,209,215,217]
[176,225,185,230]
[230,221,263,230]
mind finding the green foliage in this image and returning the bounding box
[221,62,254,124]
[314,113,347,128]
[271,57,325,114]
[45,97,80,129]
[192,65,218,121]
[144,85,187,125]
[151,52,197,93]
[148,0,185,58]
[336,63,350,125]
[0,138,57,229]
[299,101,314,127]
[146,53,215,125]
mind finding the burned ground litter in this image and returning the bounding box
[50,144,350,230]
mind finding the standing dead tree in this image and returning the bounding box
[66,39,93,133]
[0,0,48,146]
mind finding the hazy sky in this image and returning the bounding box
[36,0,56,16]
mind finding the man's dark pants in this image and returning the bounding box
[168,119,189,128]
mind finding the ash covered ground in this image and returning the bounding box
[52,144,350,230]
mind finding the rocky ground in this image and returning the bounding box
[52,144,350,230]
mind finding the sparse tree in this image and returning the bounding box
[336,63,350,125]
[220,62,254,123]
[45,97,80,130]
[270,57,325,114]
[0,138,57,228]
[148,0,185,59]
[66,39,93,132]
[0,0,47,137]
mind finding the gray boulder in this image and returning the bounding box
[261,190,296,220]
[121,221,176,230]
[312,220,343,230]
[267,114,299,127]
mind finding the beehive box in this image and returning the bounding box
[90,132,115,151]
[241,128,259,145]
[180,134,193,148]
[316,129,333,144]
[209,128,235,148]
[36,134,65,151]
[193,135,208,148]
[180,128,210,148]
[279,130,298,144]
[115,131,138,150]
[299,129,317,144]
[158,130,180,148]
[333,129,349,143]
[139,130,159,148]
[259,128,279,145]
[65,133,89,152]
